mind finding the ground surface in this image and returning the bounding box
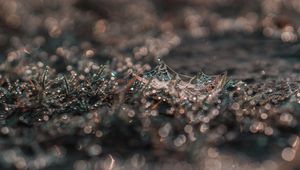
[0,0,300,170]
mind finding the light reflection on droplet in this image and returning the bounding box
[281,147,296,162]
[87,144,102,156]
[131,154,145,168]
[174,134,187,147]
[158,123,171,138]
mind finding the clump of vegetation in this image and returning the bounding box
[0,57,300,169]
[1,0,300,169]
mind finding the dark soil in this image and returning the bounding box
[0,0,300,170]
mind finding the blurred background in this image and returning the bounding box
[1,0,300,170]
[1,0,300,79]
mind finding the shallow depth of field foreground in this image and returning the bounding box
[1,0,300,170]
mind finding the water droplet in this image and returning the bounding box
[131,154,145,168]
[184,125,193,134]
[84,126,92,134]
[1,127,9,134]
[231,102,240,110]
[281,147,296,161]
[260,113,268,120]
[43,115,49,121]
[87,144,102,156]
[95,130,103,138]
[158,123,171,138]
[174,134,187,147]
[200,124,209,133]
[207,147,219,158]
[74,160,88,170]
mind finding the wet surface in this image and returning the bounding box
[165,34,300,80]
[0,0,300,170]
